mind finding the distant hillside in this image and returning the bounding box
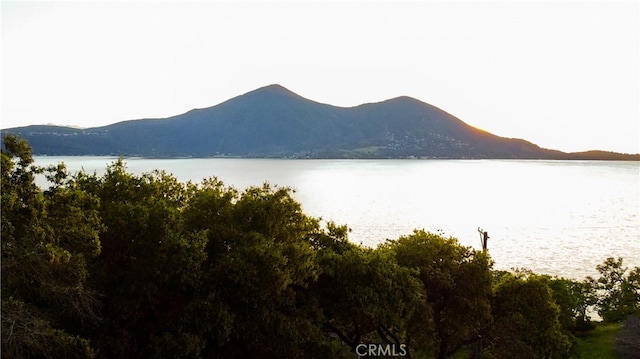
[2,85,639,160]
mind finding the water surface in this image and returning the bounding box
[34,157,640,279]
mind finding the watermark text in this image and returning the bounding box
[355,343,407,357]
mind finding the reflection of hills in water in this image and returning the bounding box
[5,84,638,159]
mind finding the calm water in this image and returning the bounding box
[34,157,640,280]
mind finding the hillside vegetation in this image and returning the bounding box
[3,85,638,160]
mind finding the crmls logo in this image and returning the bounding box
[355,343,407,357]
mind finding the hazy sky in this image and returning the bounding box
[2,0,639,153]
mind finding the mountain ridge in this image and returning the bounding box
[2,84,638,160]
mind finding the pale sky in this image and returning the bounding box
[1,0,639,153]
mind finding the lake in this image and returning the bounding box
[33,157,640,280]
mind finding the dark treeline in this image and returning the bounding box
[2,135,639,359]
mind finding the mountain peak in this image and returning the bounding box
[386,95,423,105]
[252,84,299,97]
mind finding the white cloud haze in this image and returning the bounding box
[2,0,638,153]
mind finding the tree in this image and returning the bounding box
[312,228,423,356]
[184,182,327,358]
[74,159,209,358]
[486,272,573,359]
[538,275,595,334]
[7,136,625,358]
[588,257,640,322]
[1,135,100,358]
[386,230,493,359]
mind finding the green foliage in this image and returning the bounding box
[538,275,596,334]
[588,257,640,322]
[3,136,638,358]
[183,180,327,358]
[1,135,100,358]
[387,230,493,359]
[1,298,95,359]
[73,159,209,358]
[486,272,573,359]
[314,234,423,354]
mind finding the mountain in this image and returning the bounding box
[2,84,638,160]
